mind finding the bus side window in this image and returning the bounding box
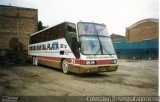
[35,34,39,44]
[58,28,64,38]
[58,24,65,38]
[50,28,57,40]
[39,32,44,43]
[43,30,50,42]
[67,23,76,33]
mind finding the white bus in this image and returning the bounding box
[28,22,118,74]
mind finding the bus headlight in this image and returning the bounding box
[91,61,96,65]
[112,59,117,64]
[111,59,117,64]
[86,61,91,65]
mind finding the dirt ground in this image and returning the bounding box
[0,59,158,97]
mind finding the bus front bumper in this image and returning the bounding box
[69,64,118,74]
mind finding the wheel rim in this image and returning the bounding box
[33,57,35,65]
[35,57,38,66]
[62,60,68,74]
[33,57,38,66]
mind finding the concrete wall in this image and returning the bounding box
[0,5,38,50]
[126,19,159,42]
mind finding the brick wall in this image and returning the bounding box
[126,19,159,42]
[110,33,125,39]
[0,5,38,50]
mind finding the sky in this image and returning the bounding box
[0,0,159,36]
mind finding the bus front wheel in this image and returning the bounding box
[61,59,69,74]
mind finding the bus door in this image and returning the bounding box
[72,37,80,58]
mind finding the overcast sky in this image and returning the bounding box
[0,0,159,35]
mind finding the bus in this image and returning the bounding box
[28,22,118,74]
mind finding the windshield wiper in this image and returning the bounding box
[95,47,101,55]
[99,41,115,55]
[93,24,104,55]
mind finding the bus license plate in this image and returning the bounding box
[109,67,115,70]
[99,67,106,71]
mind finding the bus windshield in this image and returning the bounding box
[78,23,109,36]
[80,36,115,55]
[78,22,115,55]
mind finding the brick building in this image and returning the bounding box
[110,33,125,39]
[112,18,159,59]
[0,5,38,50]
[125,18,159,42]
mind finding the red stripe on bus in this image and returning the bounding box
[66,58,81,64]
[37,56,112,65]
[38,56,61,61]
[75,59,81,64]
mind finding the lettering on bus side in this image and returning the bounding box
[50,42,59,50]
[29,42,59,51]
[42,42,59,50]
[86,55,115,59]
[60,44,68,49]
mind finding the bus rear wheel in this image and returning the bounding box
[61,59,69,74]
[33,56,38,66]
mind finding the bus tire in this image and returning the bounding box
[61,59,69,74]
[35,57,38,66]
[33,56,38,66]
[32,56,35,65]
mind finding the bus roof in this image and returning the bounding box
[78,21,106,26]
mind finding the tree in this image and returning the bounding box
[38,21,48,31]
